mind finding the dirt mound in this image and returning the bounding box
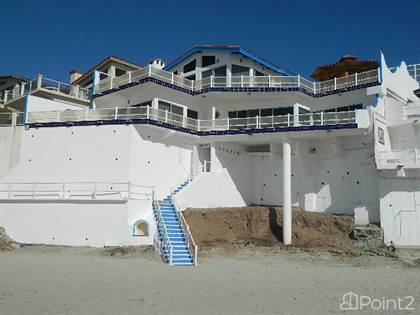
[0,227,17,251]
[184,207,354,250]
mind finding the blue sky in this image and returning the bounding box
[1,0,419,82]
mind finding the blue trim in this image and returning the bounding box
[165,46,293,76]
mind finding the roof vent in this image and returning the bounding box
[149,58,165,70]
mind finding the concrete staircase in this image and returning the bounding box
[153,180,197,266]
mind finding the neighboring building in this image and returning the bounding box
[69,55,142,89]
[0,45,419,266]
[311,55,379,81]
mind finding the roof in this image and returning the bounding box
[71,55,142,85]
[311,56,378,81]
[0,75,30,82]
[165,45,295,76]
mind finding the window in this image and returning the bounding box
[202,56,216,67]
[99,72,109,80]
[158,100,183,116]
[133,220,149,236]
[202,69,212,79]
[232,65,249,76]
[229,107,293,119]
[115,68,126,77]
[183,59,196,73]
[214,66,226,77]
[187,109,198,119]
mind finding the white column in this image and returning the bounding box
[283,139,292,245]
[226,63,232,87]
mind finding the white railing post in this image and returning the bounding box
[110,77,113,89]
[227,117,230,130]
[171,73,174,85]
[165,109,168,123]
[148,65,152,77]
[146,106,150,119]
[268,75,271,87]
[210,75,214,88]
[20,83,25,96]
[191,80,194,91]
[197,120,201,131]
[241,75,243,88]
[313,81,316,94]
[56,110,60,122]
[114,107,118,120]
[377,67,381,83]
[297,75,301,88]
[334,77,337,90]
[287,113,290,127]
[128,71,132,83]
[256,115,259,128]
[355,72,358,86]
[320,112,324,125]
[4,91,8,103]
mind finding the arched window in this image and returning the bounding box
[133,220,149,237]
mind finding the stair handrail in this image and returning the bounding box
[153,198,173,265]
[178,210,198,265]
[171,180,198,265]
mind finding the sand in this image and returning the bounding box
[1,245,419,315]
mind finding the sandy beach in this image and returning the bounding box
[0,246,419,315]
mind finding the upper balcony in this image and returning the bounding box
[0,75,92,106]
[93,66,380,98]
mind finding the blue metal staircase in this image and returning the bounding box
[153,180,197,266]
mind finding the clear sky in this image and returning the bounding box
[1,0,419,82]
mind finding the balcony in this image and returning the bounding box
[403,104,420,119]
[24,106,367,136]
[93,66,380,97]
[376,149,420,169]
[0,75,92,105]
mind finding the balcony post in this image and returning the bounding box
[128,71,132,83]
[210,75,214,88]
[148,65,152,77]
[165,109,168,123]
[241,75,243,88]
[355,72,358,86]
[297,75,301,88]
[146,106,150,119]
[114,107,118,120]
[268,75,271,87]
[4,91,8,103]
[171,72,174,85]
[320,112,324,125]
[227,117,230,130]
[20,83,25,96]
[334,77,337,90]
[110,76,113,89]
[56,110,60,122]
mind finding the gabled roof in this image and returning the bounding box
[165,45,295,76]
[71,55,142,85]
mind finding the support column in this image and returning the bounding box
[283,139,292,245]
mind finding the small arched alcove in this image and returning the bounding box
[132,220,149,237]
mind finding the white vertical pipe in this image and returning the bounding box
[283,139,292,245]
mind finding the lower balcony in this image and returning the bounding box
[376,149,420,169]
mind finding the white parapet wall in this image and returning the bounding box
[0,123,193,246]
